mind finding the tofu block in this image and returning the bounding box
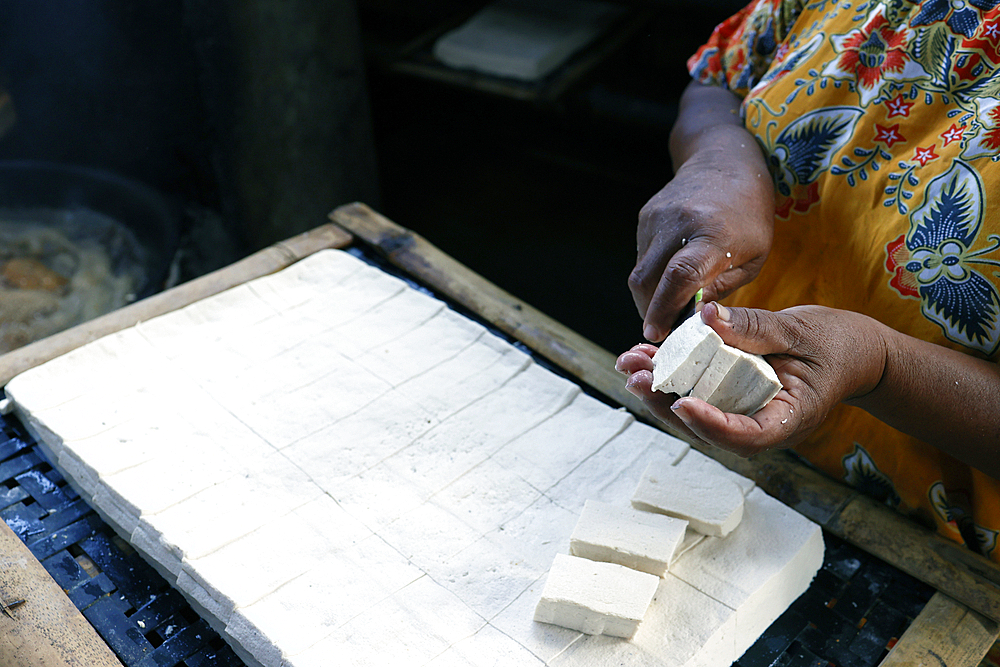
[569,500,687,576]
[650,316,723,395]
[670,487,824,658]
[549,573,738,667]
[691,345,781,415]
[534,553,659,638]
[631,456,744,537]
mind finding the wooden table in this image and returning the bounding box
[0,202,997,666]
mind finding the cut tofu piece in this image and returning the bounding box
[549,573,738,667]
[670,487,824,658]
[691,345,781,415]
[631,457,744,537]
[650,316,723,395]
[569,500,687,576]
[534,554,659,638]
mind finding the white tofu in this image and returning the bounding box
[569,500,687,576]
[550,573,738,667]
[691,345,782,415]
[631,457,744,537]
[546,421,689,514]
[670,487,824,658]
[534,554,659,638]
[650,316,723,395]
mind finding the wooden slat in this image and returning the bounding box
[0,521,123,666]
[0,223,352,386]
[330,202,1000,635]
[881,592,998,667]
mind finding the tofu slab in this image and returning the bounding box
[533,554,659,638]
[691,345,781,415]
[670,487,824,658]
[7,248,822,667]
[631,456,745,537]
[650,316,723,395]
[569,500,687,576]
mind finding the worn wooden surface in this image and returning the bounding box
[881,592,998,667]
[0,224,353,387]
[0,521,122,667]
[330,202,1000,637]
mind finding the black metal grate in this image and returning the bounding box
[0,411,245,667]
[735,530,935,667]
[0,407,935,667]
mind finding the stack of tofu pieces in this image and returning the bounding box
[652,314,782,415]
[535,449,824,665]
[5,249,822,667]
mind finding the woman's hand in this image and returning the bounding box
[629,82,775,342]
[616,303,888,457]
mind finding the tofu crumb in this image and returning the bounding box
[781,419,788,424]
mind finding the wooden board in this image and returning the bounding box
[881,592,998,666]
[330,202,1000,666]
[0,520,123,666]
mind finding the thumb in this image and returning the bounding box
[700,301,794,357]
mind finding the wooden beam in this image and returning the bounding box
[329,202,1000,629]
[881,592,998,667]
[0,521,122,666]
[0,223,352,386]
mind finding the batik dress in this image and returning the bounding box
[687,0,1000,562]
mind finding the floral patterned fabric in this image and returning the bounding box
[688,0,1000,561]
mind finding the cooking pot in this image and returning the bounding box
[0,160,180,299]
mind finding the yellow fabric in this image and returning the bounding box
[688,0,1000,559]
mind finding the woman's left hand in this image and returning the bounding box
[616,302,888,457]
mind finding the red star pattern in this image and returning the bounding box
[874,123,906,147]
[913,144,939,166]
[941,123,966,146]
[884,95,915,118]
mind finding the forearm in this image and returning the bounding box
[850,323,1000,479]
[669,81,767,173]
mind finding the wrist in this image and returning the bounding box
[843,314,892,406]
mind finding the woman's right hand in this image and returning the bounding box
[628,82,776,343]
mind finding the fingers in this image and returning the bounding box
[635,242,722,342]
[670,394,802,457]
[622,370,693,436]
[615,348,656,375]
[700,301,799,357]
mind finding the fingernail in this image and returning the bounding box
[671,398,691,422]
[643,324,661,342]
[715,303,731,321]
[625,376,641,396]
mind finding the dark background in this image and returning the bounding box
[0,0,746,354]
